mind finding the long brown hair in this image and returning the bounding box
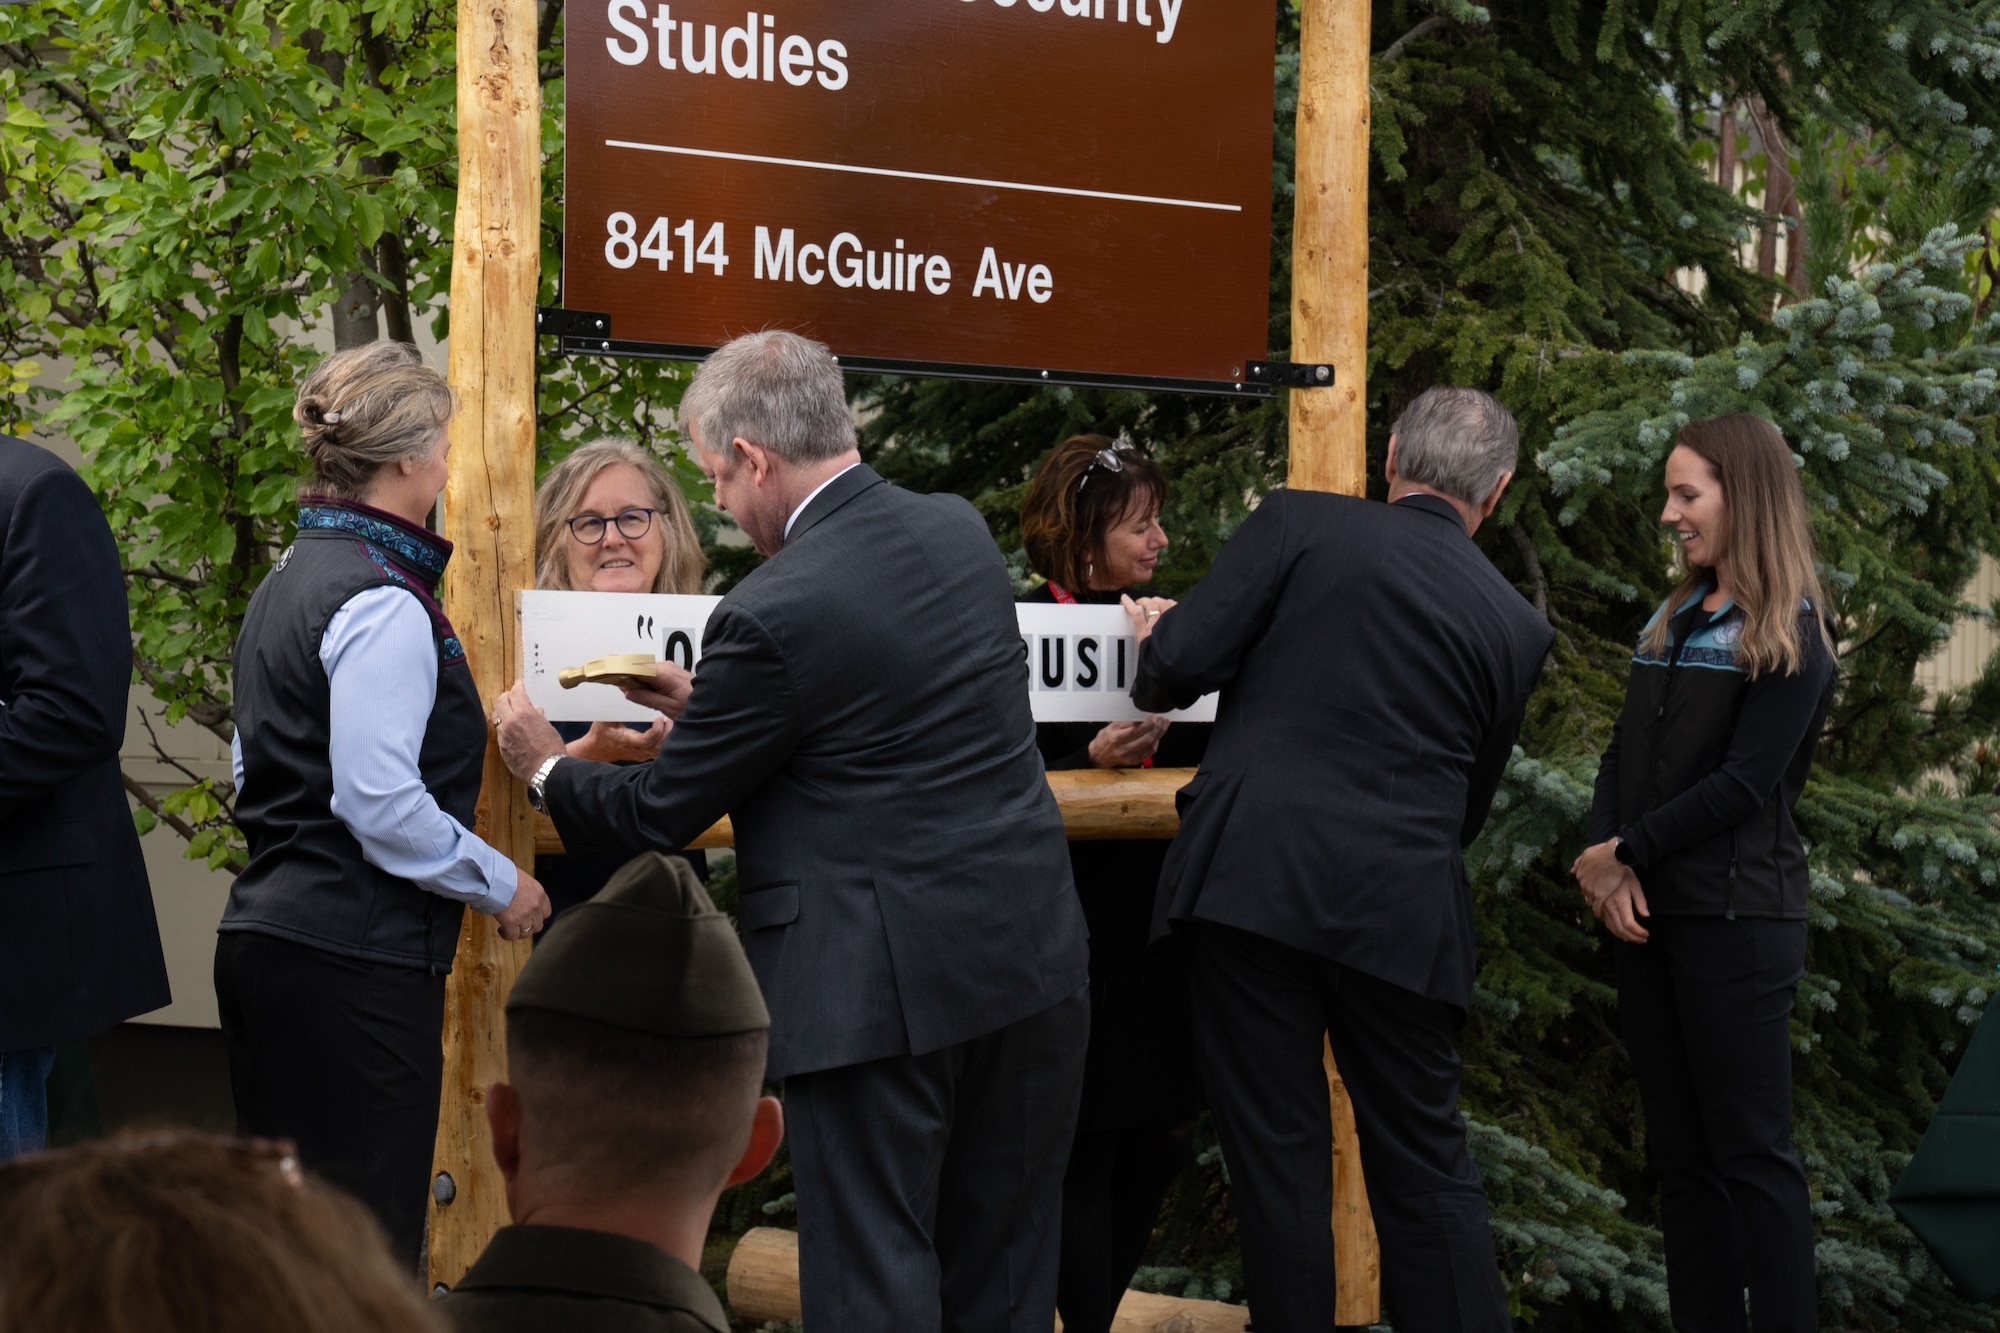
[0,1133,444,1333]
[1019,435,1167,594]
[1641,415,1831,678]
[534,438,707,594]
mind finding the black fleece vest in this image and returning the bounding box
[222,500,485,972]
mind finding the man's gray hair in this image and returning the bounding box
[678,331,856,467]
[1389,387,1519,506]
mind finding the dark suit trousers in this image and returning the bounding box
[1617,917,1815,1333]
[1185,922,1509,1333]
[784,986,1088,1333]
[214,932,445,1268]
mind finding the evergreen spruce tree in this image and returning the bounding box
[857,2,2000,1325]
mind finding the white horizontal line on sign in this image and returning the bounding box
[604,139,1244,213]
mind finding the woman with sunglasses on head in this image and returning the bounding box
[1019,435,1207,1333]
[530,438,710,920]
[1572,415,1836,1331]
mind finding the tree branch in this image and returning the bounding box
[123,770,202,844]
[1379,14,1453,64]
[0,41,131,149]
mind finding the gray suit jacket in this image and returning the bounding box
[547,465,1088,1079]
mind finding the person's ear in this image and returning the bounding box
[485,1081,524,1184]
[1479,469,1514,520]
[732,438,772,485]
[723,1095,785,1188]
[1383,434,1402,488]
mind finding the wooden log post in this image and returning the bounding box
[1292,0,1383,1323]
[531,766,1196,855]
[726,1228,1253,1333]
[428,0,542,1291]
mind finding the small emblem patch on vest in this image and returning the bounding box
[273,544,294,573]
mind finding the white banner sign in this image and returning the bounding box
[1014,602,1216,723]
[519,590,1216,723]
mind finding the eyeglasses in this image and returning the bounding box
[1076,441,1139,495]
[566,508,656,545]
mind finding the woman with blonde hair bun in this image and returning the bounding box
[531,438,710,921]
[219,342,551,1269]
[1572,413,1836,1330]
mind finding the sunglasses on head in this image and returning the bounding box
[1076,440,1139,495]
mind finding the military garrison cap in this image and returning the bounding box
[507,852,770,1037]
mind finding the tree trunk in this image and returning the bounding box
[1290,0,1382,1321]
[427,0,542,1292]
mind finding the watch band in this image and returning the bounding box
[527,754,563,812]
[1612,836,1637,868]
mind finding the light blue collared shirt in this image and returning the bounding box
[232,584,517,913]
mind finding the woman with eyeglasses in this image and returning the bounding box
[530,438,709,920]
[1018,434,1206,1333]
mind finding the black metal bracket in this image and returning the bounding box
[535,306,612,343]
[1245,359,1336,388]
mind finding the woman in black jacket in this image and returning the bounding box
[1573,414,1836,1332]
[1019,435,1205,1333]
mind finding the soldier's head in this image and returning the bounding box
[490,854,782,1217]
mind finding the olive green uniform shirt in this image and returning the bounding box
[439,1224,729,1333]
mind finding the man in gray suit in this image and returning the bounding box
[494,331,1090,1332]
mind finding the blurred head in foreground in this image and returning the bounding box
[0,1131,442,1333]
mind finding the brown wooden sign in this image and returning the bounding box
[561,0,1277,391]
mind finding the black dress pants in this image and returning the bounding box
[214,931,446,1268]
[1186,921,1510,1333]
[783,986,1089,1333]
[1617,916,1816,1332]
[1057,1123,1195,1333]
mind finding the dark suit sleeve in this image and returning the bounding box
[1460,638,1550,847]
[544,600,801,859]
[1461,700,1524,848]
[0,466,132,818]
[1131,492,1289,713]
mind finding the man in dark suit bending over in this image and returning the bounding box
[494,331,1089,1332]
[1126,388,1553,1331]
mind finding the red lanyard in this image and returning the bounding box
[1046,582,1150,765]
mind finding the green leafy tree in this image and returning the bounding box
[0,0,693,868]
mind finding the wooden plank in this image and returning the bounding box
[531,766,1193,855]
[724,1227,1250,1332]
[1292,0,1382,1321]
[428,0,541,1292]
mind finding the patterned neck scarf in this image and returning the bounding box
[296,496,466,665]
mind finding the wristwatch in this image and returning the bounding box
[1612,836,1638,868]
[526,754,563,812]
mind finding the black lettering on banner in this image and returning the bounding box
[1074,636,1100,689]
[665,630,694,669]
[1039,636,1066,690]
[1113,636,1129,690]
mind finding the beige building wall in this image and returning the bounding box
[1916,556,2000,699]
